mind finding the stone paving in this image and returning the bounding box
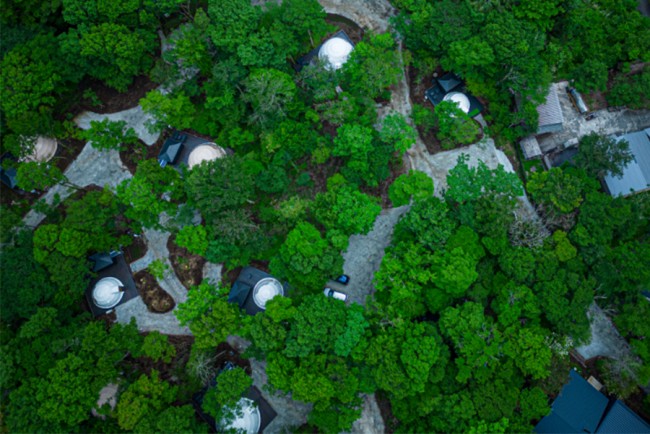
[342,205,410,307]
[74,106,161,146]
[317,0,394,33]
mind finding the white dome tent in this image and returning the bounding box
[443,92,471,114]
[221,398,261,434]
[318,37,354,70]
[251,277,284,310]
[187,143,226,169]
[21,136,58,163]
[92,277,125,309]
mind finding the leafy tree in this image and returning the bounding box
[202,367,253,420]
[344,33,402,99]
[269,221,343,291]
[79,119,139,152]
[332,123,392,187]
[312,176,381,237]
[379,113,417,154]
[527,168,596,215]
[16,161,68,191]
[0,231,53,323]
[242,68,297,128]
[445,154,523,206]
[135,405,208,434]
[573,132,633,179]
[141,331,176,363]
[60,23,157,92]
[140,90,197,132]
[0,33,80,132]
[433,101,481,149]
[175,283,242,349]
[607,68,650,109]
[389,170,434,206]
[117,370,178,430]
[116,158,185,230]
[175,225,209,256]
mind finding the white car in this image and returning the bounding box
[323,287,347,301]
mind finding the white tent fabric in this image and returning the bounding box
[188,143,226,169]
[21,136,58,163]
[318,37,354,70]
[443,92,471,114]
[252,278,283,309]
[223,398,261,434]
[92,277,124,309]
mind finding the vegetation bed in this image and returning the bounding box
[134,269,175,313]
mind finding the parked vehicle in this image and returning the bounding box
[567,87,589,114]
[323,287,348,301]
[335,275,350,285]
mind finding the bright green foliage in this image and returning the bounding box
[141,331,176,363]
[343,33,402,99]
[117,370,178,430]
[175,225,209,256]
[365,321,446,400]
[332,123,391,187]
[433,101,481,149]
[607,68,650,109]
[502,326,552,380]
[552,230,577,262]
[395,196,457,248]
[0,231,53,323]
[269,222,343,292]
[312,179,381,237]
[242,68,297,128]
[116,158,185,230]
[573,132,633,179]
[61,23,156,91]
[389,170,434,206]
[440,302,502,383]
[202,367,252,420]
[135,405,208,434]
[175,283,242,349]
[379,113,417,155]
[527,168,595,214]
[445,154,523,206]
[140,90,197,132]
[0,33,80,129]
[33,189,130,263]
[79,119,139,152]
[16,161,66,191]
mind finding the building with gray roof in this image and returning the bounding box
[536,83,565,135]
[603,128,650,196]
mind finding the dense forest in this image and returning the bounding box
[1,0,649,432]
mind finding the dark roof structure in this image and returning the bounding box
[597,401,650,433]
[157,131,187,168]
[85,252,139,317]
[1,154,19,189]
[535,370,650,434]
[227,267,289,316]
[88,251,121,272]
[424,72,484,117]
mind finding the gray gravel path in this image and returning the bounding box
[576,303,633,360]
[74,106,160,146]
[317,0,394,33]
[22,142,132,228]
[342,206,410,306]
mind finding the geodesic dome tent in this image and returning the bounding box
[187,143,226,169]
[443,92,471,114]
[92,277,125,309]
[21,136,58,163]
[252,278,284,310]
[318,37,354,70]
[221,398,261,434]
